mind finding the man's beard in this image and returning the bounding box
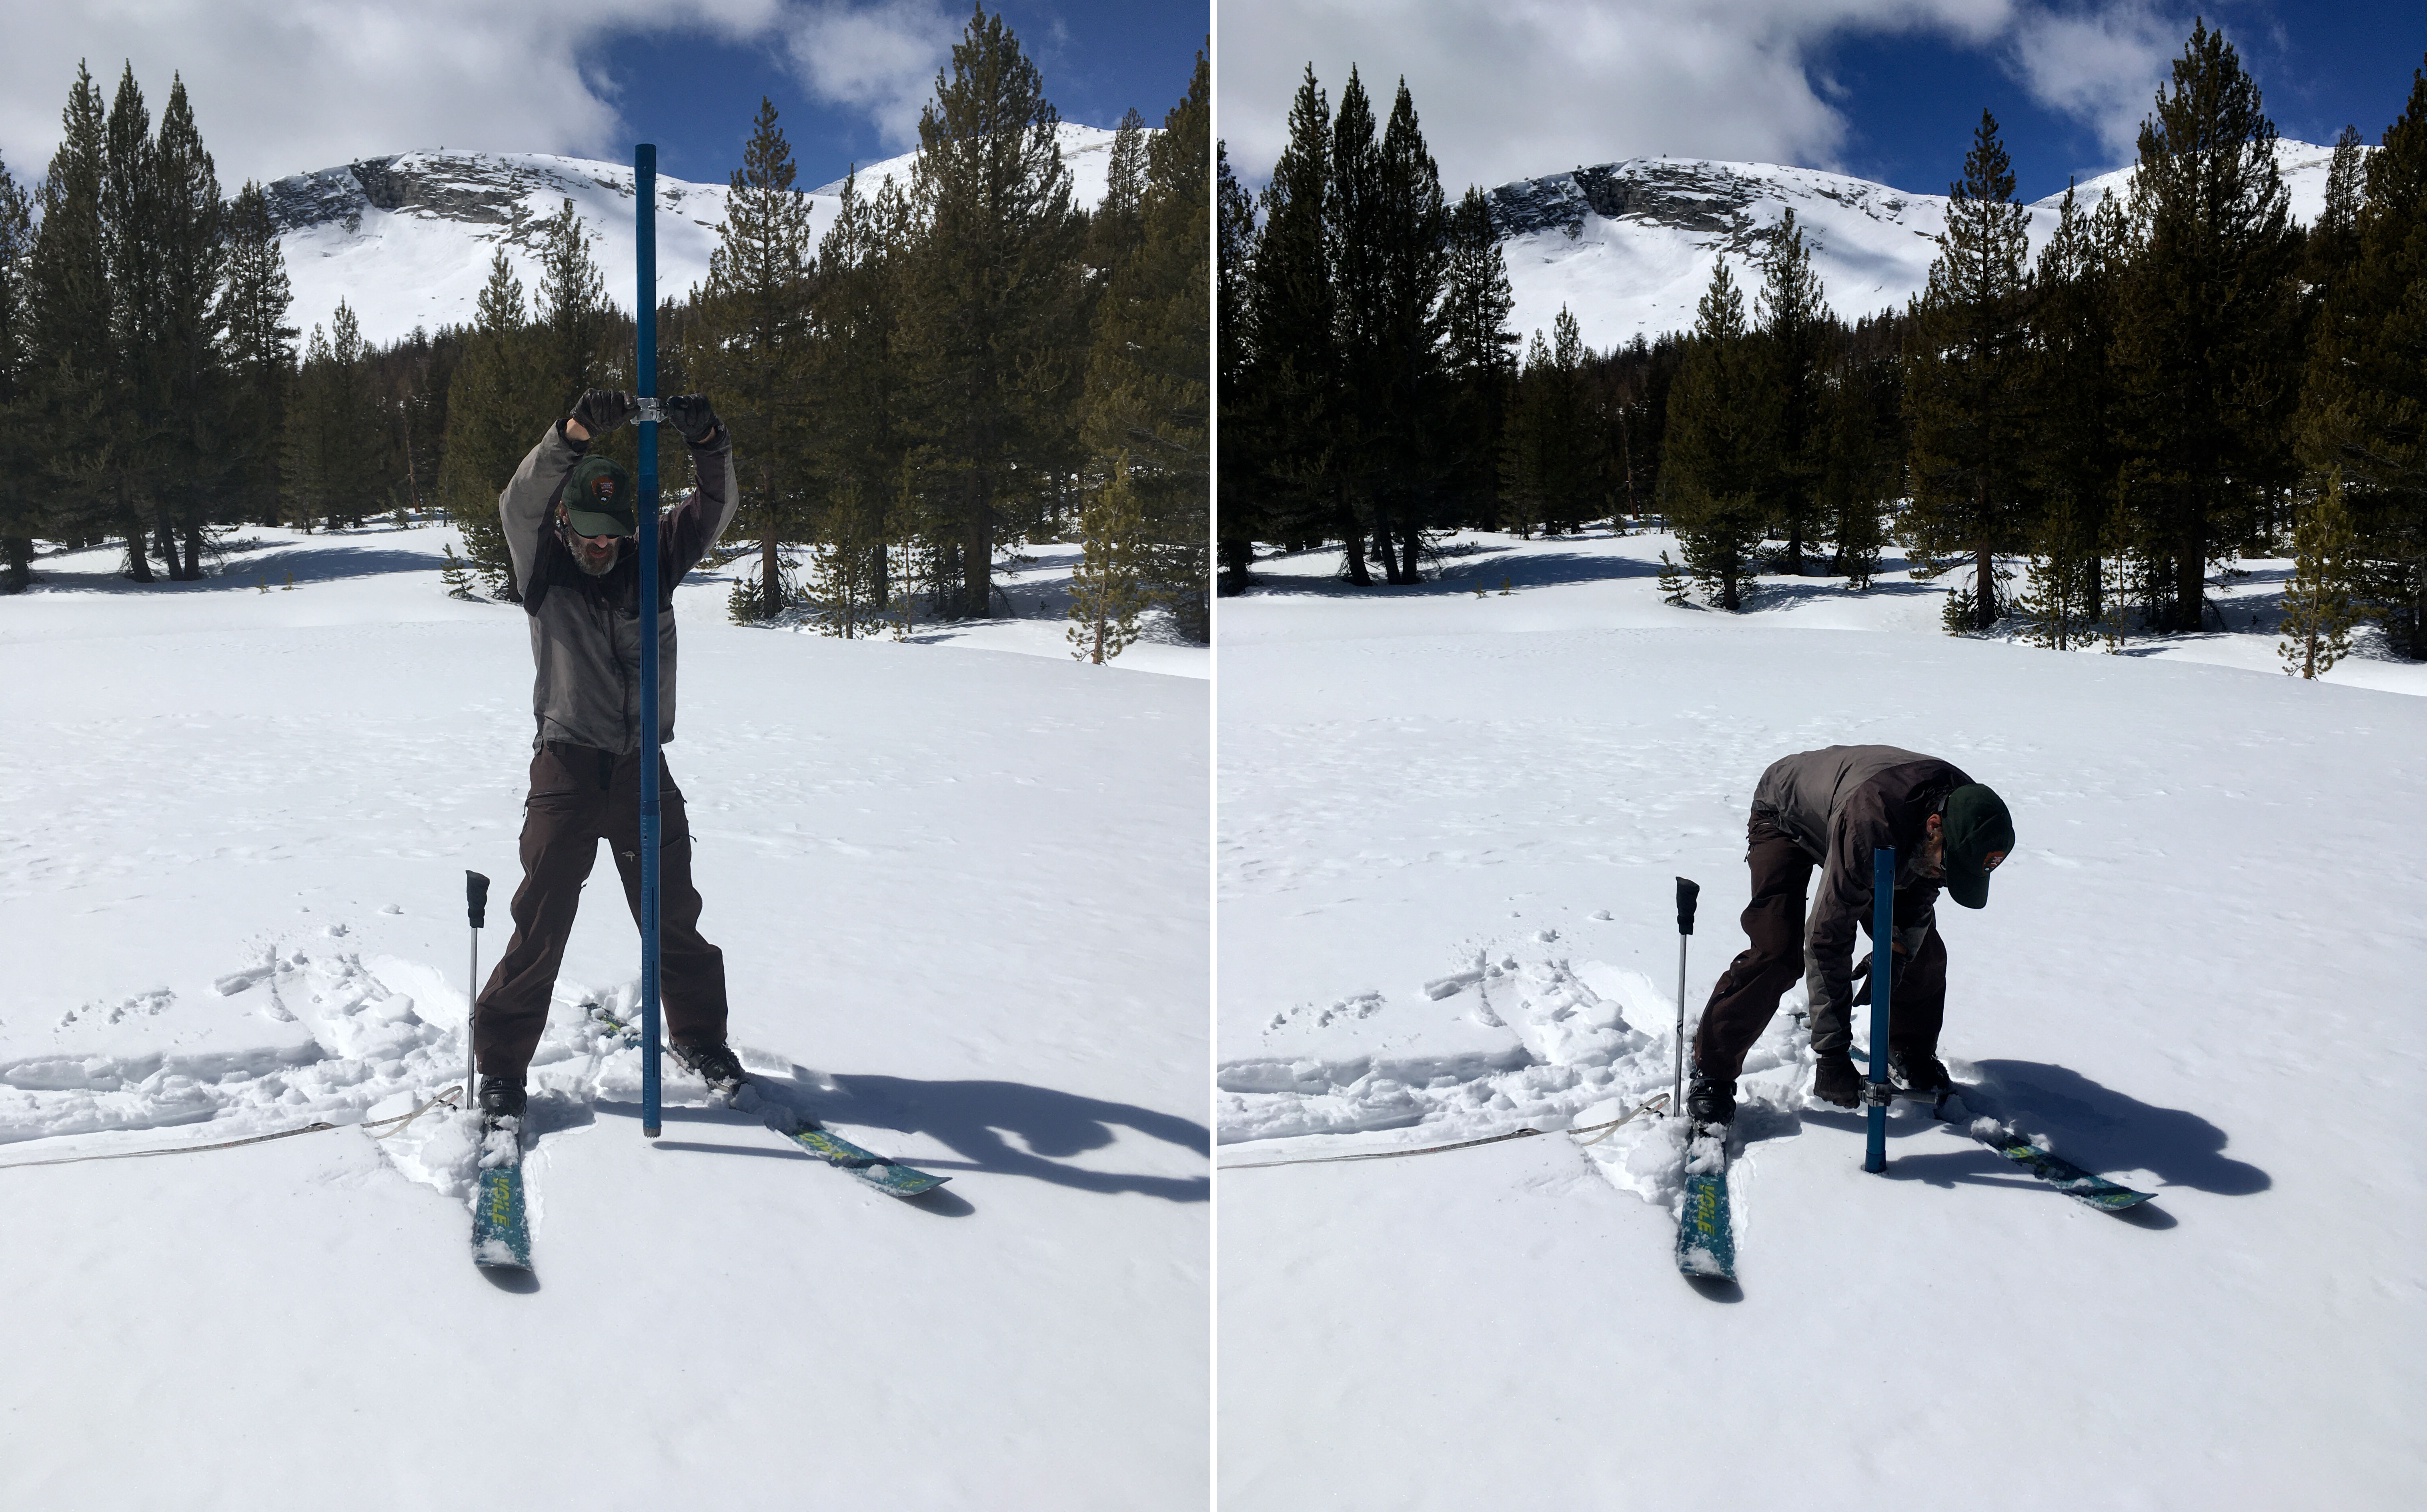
[569,530,621,577]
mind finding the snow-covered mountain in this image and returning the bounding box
[1486,139,2347,351]
[266,123,1127,346]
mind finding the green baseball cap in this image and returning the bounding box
[561,455,636,538]
[1942,784,2015,910]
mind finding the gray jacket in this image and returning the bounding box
[1751,744,1973,1025]
[499,422,739,753]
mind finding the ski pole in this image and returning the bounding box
[1672,876,1699,1116]
[635,142,663,1141]
[464,870,489,1106]
[1864,848,1894,1174]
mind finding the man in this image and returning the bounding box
[471,388,745,1127]
[1686,745,2015,1128]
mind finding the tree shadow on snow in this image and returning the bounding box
[23,538,444,595]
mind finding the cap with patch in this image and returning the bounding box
[561,455,636,538]
[1941,783,2014,910]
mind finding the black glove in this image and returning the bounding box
[664,394,721,446]
[570,390,637,436]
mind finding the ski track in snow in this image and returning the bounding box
[1217,929,2055,1217]
[1,942,834,1201]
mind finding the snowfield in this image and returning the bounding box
[1217,528,2425,1509]
[0,520,1207,1510]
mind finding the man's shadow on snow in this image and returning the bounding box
[633,1069,1209,1208]
[1781,1058,2267,1224]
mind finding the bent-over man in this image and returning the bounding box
[1687,744,2015,1129]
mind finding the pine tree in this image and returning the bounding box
[2110,21,2301,633]
[807,168,905,621]
[1362,77,1452,580]
[1325,68,1386,583]
[2277,474,2359,677]
[286,322,332,530]
[1662,259,1770,610]
[1498,328,1549,538]
[532,197,613,414]
[1087,106,1150,277]
[2024,182,2126,625]
[1904,110,2035,632]
[1082,49,1209,640]
[24,63,114,562]
[696,99,816,622]
[2298,59,2425,659]
[151,74,228,579]
[0,152,37,591]
[1536,306,1594,533]
[1066,454,1146,662]
[1216,140,1258,591]
[1236,68,1336,571]
[1814,357,1891,588]
[218,180,296,526]
[1439,186,1517,528]
[437,248,541,597]
[101,62,168,579]
[1753,207,1832,572]
[898,7,1083,620]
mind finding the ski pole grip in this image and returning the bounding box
[1676,876,1699,935]
[466,870,489,930]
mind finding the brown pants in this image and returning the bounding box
[1691,813,1946,1087]
[473,744,728,1082]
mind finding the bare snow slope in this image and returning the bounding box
[1488,140,2346,350]
[1216,529,2425,1510]
[0,521,1206,1510]
[270,124,1125,346]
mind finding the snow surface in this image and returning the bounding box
[1494,140,2346,351]
[1217,528,2426,1508]
[0,517,1206,1509]
[276,124,1125,346]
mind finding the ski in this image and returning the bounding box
[1676,1124,1736,1280]
[585,1004,949,1199]
[471,1116,531,1271]
[1846,1051,2156,1214]
[1978,1136,2153,1212]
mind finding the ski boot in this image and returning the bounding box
[477,1075,527,1134]
[670,1038,748,1099]
[1888,1047,1952,1094]
[1684,1066,1736,1131]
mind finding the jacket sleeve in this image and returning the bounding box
[1802,786,1898,1022]
[500,422,587,593]
[661,429,740,574]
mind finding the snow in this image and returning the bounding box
[278,124,1126,346]
[1496,140,2350,351]
[0,516,1206,1508]
[1217,528,2427,1507]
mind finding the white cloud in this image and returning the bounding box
[0,0,959,192]
[2000,1,2187,162]
[1218,1,2205,194]
[777,1,960,150]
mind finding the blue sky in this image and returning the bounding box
[599,1,1208,190]
[1220,2,2425,203]
[1818,4,2426,199]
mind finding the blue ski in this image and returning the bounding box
[1676,1126,1736,1280]
[471,1120,531,1270]
[585,1004,948,1198]
[1982,1136,2153,1212]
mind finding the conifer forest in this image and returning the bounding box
[1221,25,2427,670]
[0,17,1210,648]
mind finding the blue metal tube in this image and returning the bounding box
[1865,847,1894,1173]
[635,144,663,1140]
